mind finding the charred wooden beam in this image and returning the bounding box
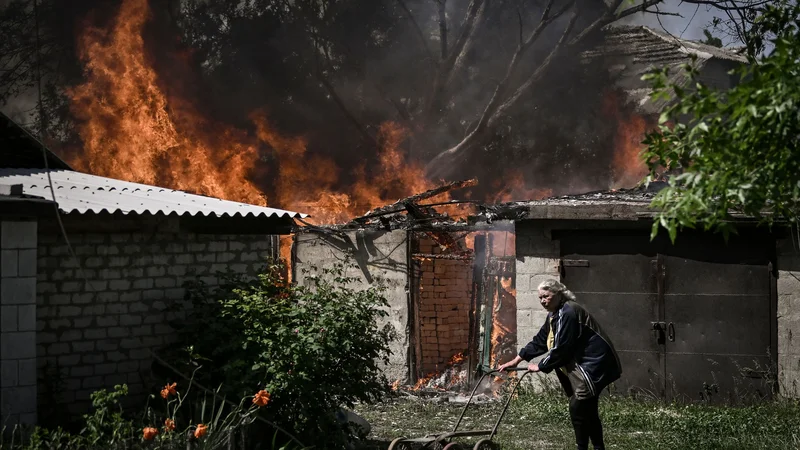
[411,253,474,260]
[352,178,477,223]
[404,200,467,254]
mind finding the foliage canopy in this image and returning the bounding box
[642,1,800,241]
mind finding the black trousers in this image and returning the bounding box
[568,394,604,450]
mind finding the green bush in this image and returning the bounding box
[166,262,397,447]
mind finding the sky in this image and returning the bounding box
[622,0,743,46]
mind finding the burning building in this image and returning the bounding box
[6,0,792,432]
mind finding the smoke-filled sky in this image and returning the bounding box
[0,0,737,122]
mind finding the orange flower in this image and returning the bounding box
[194,424,208,439]
[143,427,158,440]
[160,382,177,399]
[252,390,271,407]
[164,418,176,431]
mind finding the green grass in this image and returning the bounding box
[354,390,800,449]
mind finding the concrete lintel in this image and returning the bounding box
[521,203,652,221]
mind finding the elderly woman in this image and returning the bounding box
[497,279,622,450]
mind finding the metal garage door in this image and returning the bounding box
[559,230,775,404]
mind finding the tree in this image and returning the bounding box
[642,1,800,242]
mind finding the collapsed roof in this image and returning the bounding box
[585,25,748,115]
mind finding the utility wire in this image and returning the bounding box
[33,0,97,292]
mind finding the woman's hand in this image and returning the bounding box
[527,363,540,372]
[497,356,523,372]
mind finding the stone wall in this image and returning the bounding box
[1,220,38,429]
[293,229,410,382]
[415,237,472,375]
[36,224,278,417]
[777,237,800,398]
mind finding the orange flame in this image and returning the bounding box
[603,90,651,189]
[489,276,516,367]
[408,352,467,391]
[491,170,552,203]
[68,0,264,205]
[66,0,456,227]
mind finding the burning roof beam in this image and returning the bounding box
[352,178,478,224]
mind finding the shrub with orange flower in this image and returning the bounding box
[143,427,158,440]
[252,390,271,407]
[164,418,176,431]
[194,423,208,439]
[160,382,177,399]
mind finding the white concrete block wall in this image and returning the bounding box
[293,230,410,383]
[1,220,39,428]
[777,238,800,398]
[513,223,560,389]
[36,230,278,416]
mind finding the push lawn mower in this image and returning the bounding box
[388,367,530,450]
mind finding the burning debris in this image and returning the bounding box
[391,352,494,402]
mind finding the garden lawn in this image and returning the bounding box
[354,390,800,449]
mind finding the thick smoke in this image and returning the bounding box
[0,0,719,207]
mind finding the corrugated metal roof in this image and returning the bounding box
[0,168,307,219]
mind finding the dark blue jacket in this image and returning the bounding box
[519,301,622,397]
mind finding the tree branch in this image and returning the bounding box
[437,0,448,60]
[424,2,579,180]
[681,0,770,12]
[397,0,436,64]
[468,0,572,135]
[309,33,378,148]
[423,0,487,116]
[617,0,663,20]
[567,0,624,46]
[490,7,579,125]
[643,9,683,17]
[317,74,377,147]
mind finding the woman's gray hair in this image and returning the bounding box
[537,278,577,302]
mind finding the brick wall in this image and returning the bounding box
[36,225,278,417]
[1,220,38,429]
[415,237,472,375]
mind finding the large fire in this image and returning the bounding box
[64,0,652,259]
[69,0,265,206]
[66,0,466,226]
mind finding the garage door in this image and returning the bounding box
[559,230,775,404]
